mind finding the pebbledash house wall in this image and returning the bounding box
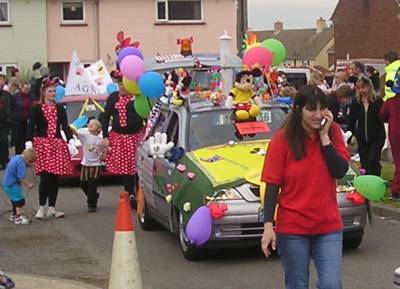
[46,0,237,74]
[332,0,400,61]
[0,0,47,73]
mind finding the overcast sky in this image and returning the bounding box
[248,0,339,30]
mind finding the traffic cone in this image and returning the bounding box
[108,192,143,289]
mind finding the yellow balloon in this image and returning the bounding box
[122,77,141,95]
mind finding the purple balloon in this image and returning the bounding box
[118,47,144,65]
[120,55,145,81]
[185,206,213,246]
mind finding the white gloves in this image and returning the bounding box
[225,95,234,109]
[25,141,33,150]
[68,139,79,157]
[148,132,174,159]
[342,130,352,147]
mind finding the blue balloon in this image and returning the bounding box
[276,96,293,105]
[138,71,165,100]
[118,47,144,65]
[70,115,88,130]
[106,82,119,95]
[55,85,65,103]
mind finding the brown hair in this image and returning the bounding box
[39,78,57,104]
[283,85,328,160]
[335,84,353,99]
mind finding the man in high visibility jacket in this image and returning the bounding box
[384,51,400,101]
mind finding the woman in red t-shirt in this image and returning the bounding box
[261,85,349,289]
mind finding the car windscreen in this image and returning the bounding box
[188,107,288,150]
[285,72,307,88]
[63,101,105,124]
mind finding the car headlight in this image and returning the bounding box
[213,188,243,200]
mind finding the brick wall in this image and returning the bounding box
[332,0,400,60]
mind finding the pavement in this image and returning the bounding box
[5,274,101,289]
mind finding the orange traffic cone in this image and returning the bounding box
[108,192,143,289]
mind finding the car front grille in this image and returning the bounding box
[215,222,264,239]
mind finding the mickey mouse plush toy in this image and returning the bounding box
[225,70,262,121]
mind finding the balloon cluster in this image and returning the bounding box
[109,34,166,118]
[243,38,286,69]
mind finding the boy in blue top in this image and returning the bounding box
[2,149,35,225]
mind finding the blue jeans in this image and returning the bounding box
[277,230,343,289]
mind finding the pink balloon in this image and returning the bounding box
[185,206,213,246]
[243,47,273,68]
[120,55,145,80]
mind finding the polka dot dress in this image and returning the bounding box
[33,104,73,176]
[114,95,131,127]
[106,130,144,175]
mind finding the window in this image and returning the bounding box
[0,0,9,24]
[62,1,85,23]
[156,0,202,22]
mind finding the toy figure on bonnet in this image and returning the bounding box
[225,70,262,121]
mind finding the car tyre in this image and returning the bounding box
[343,235,363,249]
[138,200,159,231]
[178,212,204,261]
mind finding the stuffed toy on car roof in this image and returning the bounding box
[225,70,262,121]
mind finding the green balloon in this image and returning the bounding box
[353,175,385,201]
[134,94,152,118]
[261,39,286,67]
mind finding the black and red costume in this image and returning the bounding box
[27,103,73,207]
[101,91,144,202]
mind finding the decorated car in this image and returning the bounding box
[136,95,367,261]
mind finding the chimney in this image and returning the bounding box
[316,17,327,33]
[274,21,283,34]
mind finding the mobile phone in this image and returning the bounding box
[320,118,327,127]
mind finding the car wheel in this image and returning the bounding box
[138,200,158,231]
[344,235,363,249]
[178,212,204,261]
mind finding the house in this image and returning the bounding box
[46,0,240,79]
[331,0,400,61]
[0,0,47,75]
[253,17,334,69]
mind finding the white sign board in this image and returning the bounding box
[65,51,113,96]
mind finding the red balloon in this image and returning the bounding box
[243,47,273,68]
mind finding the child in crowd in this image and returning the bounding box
[0,269,15,289]
[334,84,355,132]
[2,149,36,225]
[73,118,104,212]
[379,69,400,201]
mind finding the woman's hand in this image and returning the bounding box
[261,223,276,258]
[319,109,333,146]
[102,138,110,151]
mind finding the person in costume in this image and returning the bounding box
[261,85,349,289]
[380,68,400,201]
[101,73,145,208]
[26,77,74,219]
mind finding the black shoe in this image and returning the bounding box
[88,207,97,213]
[390,193,400,202]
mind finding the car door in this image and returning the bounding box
[153,111,180,224]
[137,108,170,211]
